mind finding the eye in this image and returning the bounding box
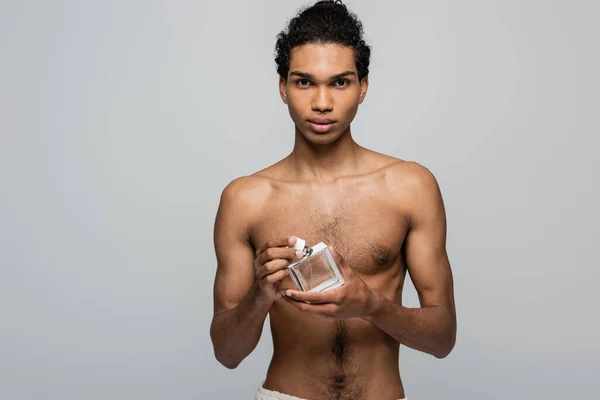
[333,79,349,87]
[296,79,311,87]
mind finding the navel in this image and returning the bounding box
[331,374,346,390]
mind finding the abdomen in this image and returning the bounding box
[264,302,404,400]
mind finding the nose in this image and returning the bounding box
[311,86,333,114]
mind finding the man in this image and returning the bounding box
[210,1,457,399]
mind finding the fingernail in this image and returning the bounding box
[295,251,303,258]
[289,236,297,245]
[285,290,292,297]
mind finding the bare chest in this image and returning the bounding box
[251,186,409,275]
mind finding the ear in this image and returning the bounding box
[358,76,369,104]
[279,76,288,104]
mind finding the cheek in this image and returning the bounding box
[338,95,360,117]
[286,102,302,122]
[336,89,360,107]
[288,91,308,105]
[287,96,303,110]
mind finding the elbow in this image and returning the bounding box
[224,361,240,370]
[433,310,456,359]
[210,325,239,369]
[433,331,456,359]
[433,346,453,359]
[215,353,241,369]
[212,342,242,369]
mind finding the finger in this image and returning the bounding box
[283,297,338,315]
[283,289,339,304]
[255,236,297,256]
[256,258,289,281]
[327,246,348,274]
[256,246,302,267]
[328,245,344,264]
[261,268,289,285]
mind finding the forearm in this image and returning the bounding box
[210,283,273,368]
[364,292,456,358]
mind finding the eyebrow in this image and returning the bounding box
[289,71,356,80]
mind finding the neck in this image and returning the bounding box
[288,125,364,183]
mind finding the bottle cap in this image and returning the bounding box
[292,237,305,251]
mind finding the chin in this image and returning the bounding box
[303,130,341,144]
[297,122,343,142]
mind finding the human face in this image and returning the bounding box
[279,43,368,144]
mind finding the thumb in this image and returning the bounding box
[328,245,344,266]
[328,246,352,279]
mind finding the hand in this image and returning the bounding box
[254,236,304,302]
[280,246,375,319]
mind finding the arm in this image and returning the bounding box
[209,178,270,369]
[364,164,456,358]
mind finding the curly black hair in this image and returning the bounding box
[275,0,371,81]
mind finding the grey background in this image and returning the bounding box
[1,0,598,399]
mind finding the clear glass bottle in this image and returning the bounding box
[287,237,345,292]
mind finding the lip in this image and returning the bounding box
[308,118,336,124]
[307,118,336,133]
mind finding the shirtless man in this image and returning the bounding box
[210,1,456,399]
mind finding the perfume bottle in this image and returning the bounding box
[287,237,345,292]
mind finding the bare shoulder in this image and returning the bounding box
[385,161,442,203]
[220,175,271,208]
[217,175,273,233]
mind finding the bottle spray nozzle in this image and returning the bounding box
[292,237,312,257]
